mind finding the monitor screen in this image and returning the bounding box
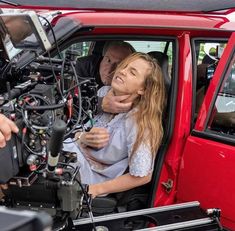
[0,11,51,59]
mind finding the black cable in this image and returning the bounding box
[74,178,97,230]
[0,0,20,6]
[71,167,79,183]
[24,103,65,111]
[24,142,44,156]
[47,51,64,99]
[64,61,83,139]
[63,136,80,144]
[21,127,25,159]
[64,155,78,165]
[57,162,75,170]
[1,61,11,79]
[64,79,90,94]
[38,15,62,59]
[81,107,94,130]
[19,92,61,112]
[60,57,66,93]
[17,93,56,136]
[20,93,50,105]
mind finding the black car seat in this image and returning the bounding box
[148,51,171,94]
[148,51,171,132]
[88,51,171,217]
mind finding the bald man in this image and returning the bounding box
[76,41,135,113]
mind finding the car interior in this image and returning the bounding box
[59,39,175,219]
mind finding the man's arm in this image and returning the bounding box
[0,114,19,148]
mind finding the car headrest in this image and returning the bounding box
[197,63,209,90]
[148,51,171,93]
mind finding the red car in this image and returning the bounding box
[0,0,235,230]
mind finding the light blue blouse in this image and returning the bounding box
[63,86,153,185]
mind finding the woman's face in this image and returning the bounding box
[111,58,150,96]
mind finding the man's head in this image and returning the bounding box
[99,41,135,85]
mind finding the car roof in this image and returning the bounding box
[1,0,235,32]
[52,11,235,33]
[3,0,235,13]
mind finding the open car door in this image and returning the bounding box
[176,32,235,230]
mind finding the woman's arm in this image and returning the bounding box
[88,172,152,198]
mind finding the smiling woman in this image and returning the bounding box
[63,52,166,198]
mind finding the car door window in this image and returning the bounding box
[55,41,92,59]
[206,53,235,136]
[194,40,227,120]
[126,40,173,76]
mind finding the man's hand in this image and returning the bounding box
[102,89,132,114]
[0,114,19,148]
[76,127,109,149]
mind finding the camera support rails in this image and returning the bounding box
[73,201,222,231]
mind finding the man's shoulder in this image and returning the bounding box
[77,54,102,65]
[76,54,102,78]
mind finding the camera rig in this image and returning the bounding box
[0,11,98,229]
[0,48,98,227]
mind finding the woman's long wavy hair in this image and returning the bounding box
[115,52,166,158]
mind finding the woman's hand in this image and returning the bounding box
[88,184,100,199]
[75,127,109,149]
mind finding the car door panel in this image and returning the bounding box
[176,32,235,230]
[177,136,235,229]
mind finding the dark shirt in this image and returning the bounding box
[75,54,104,89]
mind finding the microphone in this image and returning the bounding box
[47,119,66,173]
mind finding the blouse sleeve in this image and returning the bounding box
[97,86,111,97]
[125,115,153,177]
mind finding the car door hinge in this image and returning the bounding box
[161,179,173,193]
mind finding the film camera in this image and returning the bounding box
[0,11,97,229]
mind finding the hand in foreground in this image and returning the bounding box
[75,127,109,149]
[102,89,132,114]
[0,114,19,148]
[88,184,105,199]
[0,184,8,190]
[88,184,98,199]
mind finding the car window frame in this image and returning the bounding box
[193,34,235,146]
[191,37,228,130]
